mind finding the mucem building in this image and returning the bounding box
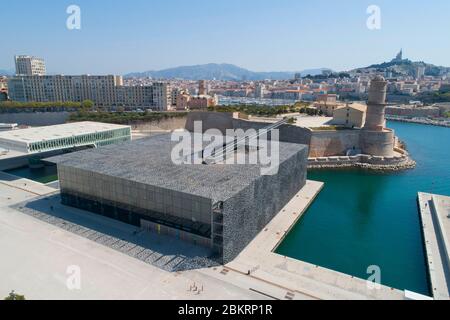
[47,133,308,264]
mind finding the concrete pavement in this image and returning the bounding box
[418,192,450,300]
[0,172,422,300]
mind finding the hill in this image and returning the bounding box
[352,59,450,77]
[124,63,331,80]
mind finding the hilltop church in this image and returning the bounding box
[391,49,404,63]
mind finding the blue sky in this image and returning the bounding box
[2,0,449,74]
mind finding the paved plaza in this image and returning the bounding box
[0,182,271,300]
[0,173,419,300]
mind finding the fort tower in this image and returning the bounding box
[361,76,395,157]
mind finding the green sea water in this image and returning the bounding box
[5,165,58,184]
[276,121,450,296]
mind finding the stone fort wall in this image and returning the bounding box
[185,112,402,160]
[308,130,361,157]
[185,112,312,145]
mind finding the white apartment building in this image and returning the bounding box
[7,75,171,110]
[15,55,46,76]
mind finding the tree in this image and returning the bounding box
[81,100,94,109]
[286,117,297,124]
[4,290,25,300]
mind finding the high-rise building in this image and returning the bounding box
[7,75,171,110]
[14,55,46,76]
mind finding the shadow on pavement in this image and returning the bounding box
[13,193,220,272]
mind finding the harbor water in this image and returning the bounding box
[276,121,450,296]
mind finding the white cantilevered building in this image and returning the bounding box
[0,122,131,154]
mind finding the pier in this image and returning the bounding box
[418,192,450,300]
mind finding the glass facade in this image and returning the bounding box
[60,191,212,239]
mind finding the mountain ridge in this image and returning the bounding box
[124,63,331,80]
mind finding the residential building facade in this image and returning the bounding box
[15,55,46,76]
[188,95,217,110]
[7,75,171,110]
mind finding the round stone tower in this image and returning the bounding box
[361,76,395,157]
[364,75,388,131]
